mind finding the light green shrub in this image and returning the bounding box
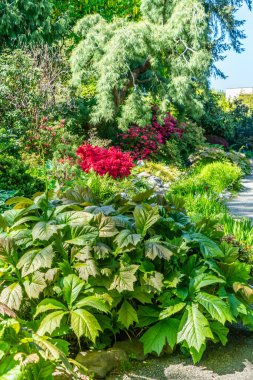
[170,161,242,196]
[199,162,242,193]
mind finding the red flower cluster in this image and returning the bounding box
[118,112,185,160]
[76,144,134,179]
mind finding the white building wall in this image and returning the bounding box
[226,87,253,99]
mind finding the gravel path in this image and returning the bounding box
[227,162,253,220]
[110,329,253,380]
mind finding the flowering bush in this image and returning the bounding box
[118,112,184,160]
[24,117,72,158]
[76,144,134,179]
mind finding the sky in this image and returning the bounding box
[211,4,253,91]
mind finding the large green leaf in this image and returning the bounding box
[75,295,111,314]
[11,216,41,229]
[131,287,153,304]
[140,318,180,355]
[95,214,118,238]
[159,302,186,319]
[189,273,225,294]
[9,229,33,248]
[131,189,154,202]
[23,272,47,299]
[35,299,67,318]
[184,233,224,258]
[24,360,55,380]
[137,305,160,327]
[109,264,138,292]
[37,310,67,336]
[0,283,22,311]
[141,272,164,293]
[134,205,160,236]
[0,355,22,380]
[219,261,251,285]
[195,292,233,324]
[210,321,229,345]
[71,309,101,342]
[67,225,98,245]
[6,197,34,206]
[227,293,248,318]
[189,343,206,364]
[0,237,16,258]
[32,334,73,373]
[233,283,253,303]
[177,304,213,351]
[74,260,99,281]
[32,222,58,241]
[56,211,93,226]
[62,186,95,205]
[17,245,54,277]
[145,241,173,261]
[63,274,84,307]
[115,229,142,250]
[118,300,138,328]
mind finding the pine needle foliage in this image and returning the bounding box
[70,0,252,127]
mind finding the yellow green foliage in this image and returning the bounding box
[133,161,181,182]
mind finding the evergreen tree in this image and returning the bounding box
[70,0,251,128]
[0,0,53,47]
[52,0,140,26]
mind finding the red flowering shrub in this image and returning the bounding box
[76,144,134,179]
[118,112,185,160]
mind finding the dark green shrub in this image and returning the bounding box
[154,138,183,166]
[0,155,44,197]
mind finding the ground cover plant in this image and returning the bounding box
[168,159,253,266]
[0,186,252,380]
[169,161,242,196]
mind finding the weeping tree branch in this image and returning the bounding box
[113,57,151,112]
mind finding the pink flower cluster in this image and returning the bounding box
[118,112,184,160]
[76,144,134,179]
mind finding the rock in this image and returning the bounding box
[75,349,129,379]
[137,172,150,179]
[113,339,146,361]
[136,172,171,196]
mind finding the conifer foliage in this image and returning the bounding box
[0,0,52,47]
[70,0,252,127]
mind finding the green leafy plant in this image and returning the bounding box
[35,274,111,344]
[0,186,251,365]
[0,311,77,379]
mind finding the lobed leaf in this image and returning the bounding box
[140,318,180,355]
[177,304,213,351]
[71,309,102,342]
[17,245,55,277]
[118,300,138,328]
